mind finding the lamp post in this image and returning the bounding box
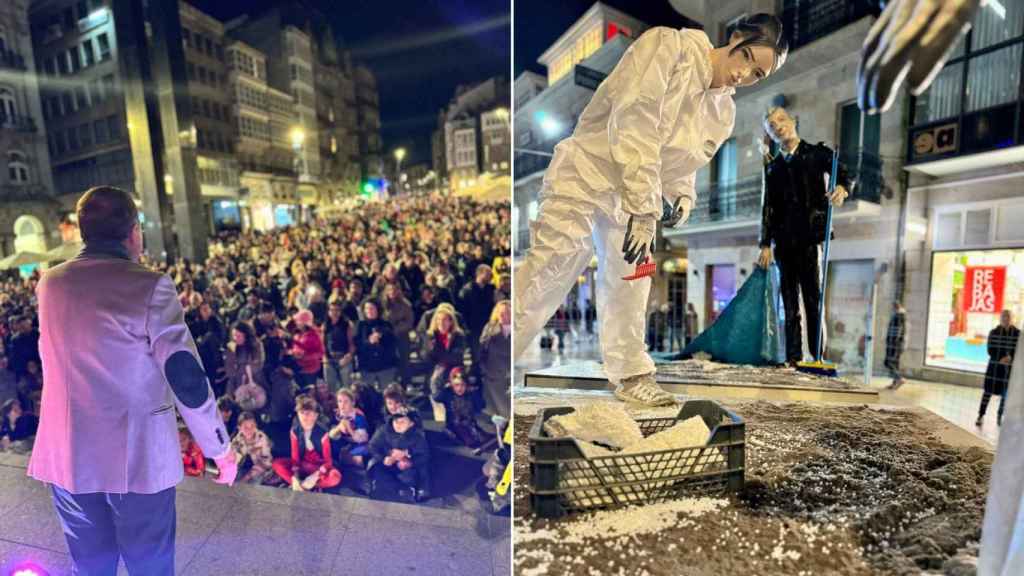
[394,147,407,196]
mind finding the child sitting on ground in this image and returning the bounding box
[180,427,204,478]
[432,368,487,448]
[368,411,431,503]
[328,389,370,467]
[272,395,342,492]
[231,411,275,484]
[351,380,384,434]
[382,383,418,424]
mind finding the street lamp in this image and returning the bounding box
[394,147,407,196]
[535,111,561,138]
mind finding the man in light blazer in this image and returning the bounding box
[28,186,237,575]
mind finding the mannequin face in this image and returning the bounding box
[710,34,778,89]
[764,108,798,145]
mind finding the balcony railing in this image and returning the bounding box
[0,115,37,133]
[690,176,764,226]
[688,148,884,227]
[0,49,26,71]
[780,0,879,52]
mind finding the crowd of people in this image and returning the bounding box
[1,194,511,504]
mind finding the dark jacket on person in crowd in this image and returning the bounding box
[458,281,496,336]
[399,262,425,299]
[1,411,38,442]
[985,324,1020,396]
[760,141,853,249]
[356,319,397,373]
[421,330,467,372]
[324,316,354,358]
[9,329,40,377]
[368,416,430,467]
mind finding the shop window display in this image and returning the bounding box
[926,249,1024,373]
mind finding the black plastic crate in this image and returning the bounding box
[528,399,745,518]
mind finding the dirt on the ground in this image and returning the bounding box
[657,358,868,390]
[514,400,993,576]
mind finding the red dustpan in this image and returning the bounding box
[622,258,656,281]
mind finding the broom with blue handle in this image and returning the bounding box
[797,148,840,377]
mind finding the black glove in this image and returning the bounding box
[622,214,656,265]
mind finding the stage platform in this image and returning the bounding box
[0,452,510,576]
[523,360,881,405]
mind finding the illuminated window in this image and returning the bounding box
[583,26,601,58]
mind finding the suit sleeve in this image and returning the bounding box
[759,164,774,248]
[819,143,854,194]
[608,27,685,219]
[147,275,230,460]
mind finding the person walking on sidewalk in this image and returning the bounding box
[885,301,909,390]
[977,310,1019,427]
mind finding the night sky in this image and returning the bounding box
[191,0,511,167]
[514,0,697,77]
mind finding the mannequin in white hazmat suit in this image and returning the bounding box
[854,2,1022,573]
[514,15,788,406]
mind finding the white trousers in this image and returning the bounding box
[513,192,655,385]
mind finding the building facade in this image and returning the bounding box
[441,76,511,194]
[1,0,60,258]
[897,1,1024,386]
[180,1,239,231]
[354,64,382,181]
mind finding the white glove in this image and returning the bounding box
[622,214,656,265]
[662,197,693,229]
[858,0,984,114]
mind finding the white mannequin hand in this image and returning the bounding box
[662,197,693,228]
[622,214,656,265]
[858,0,985,114]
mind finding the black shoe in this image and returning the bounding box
[975,416,984,427]
[398,487,417,503]
[414,489,430,502]
[786,360,800,369]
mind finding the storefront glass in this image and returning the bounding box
[212,200,242,231]
[926,249,1024,373]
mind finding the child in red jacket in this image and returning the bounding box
[179,427,204,477]
[272,395,342,491]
